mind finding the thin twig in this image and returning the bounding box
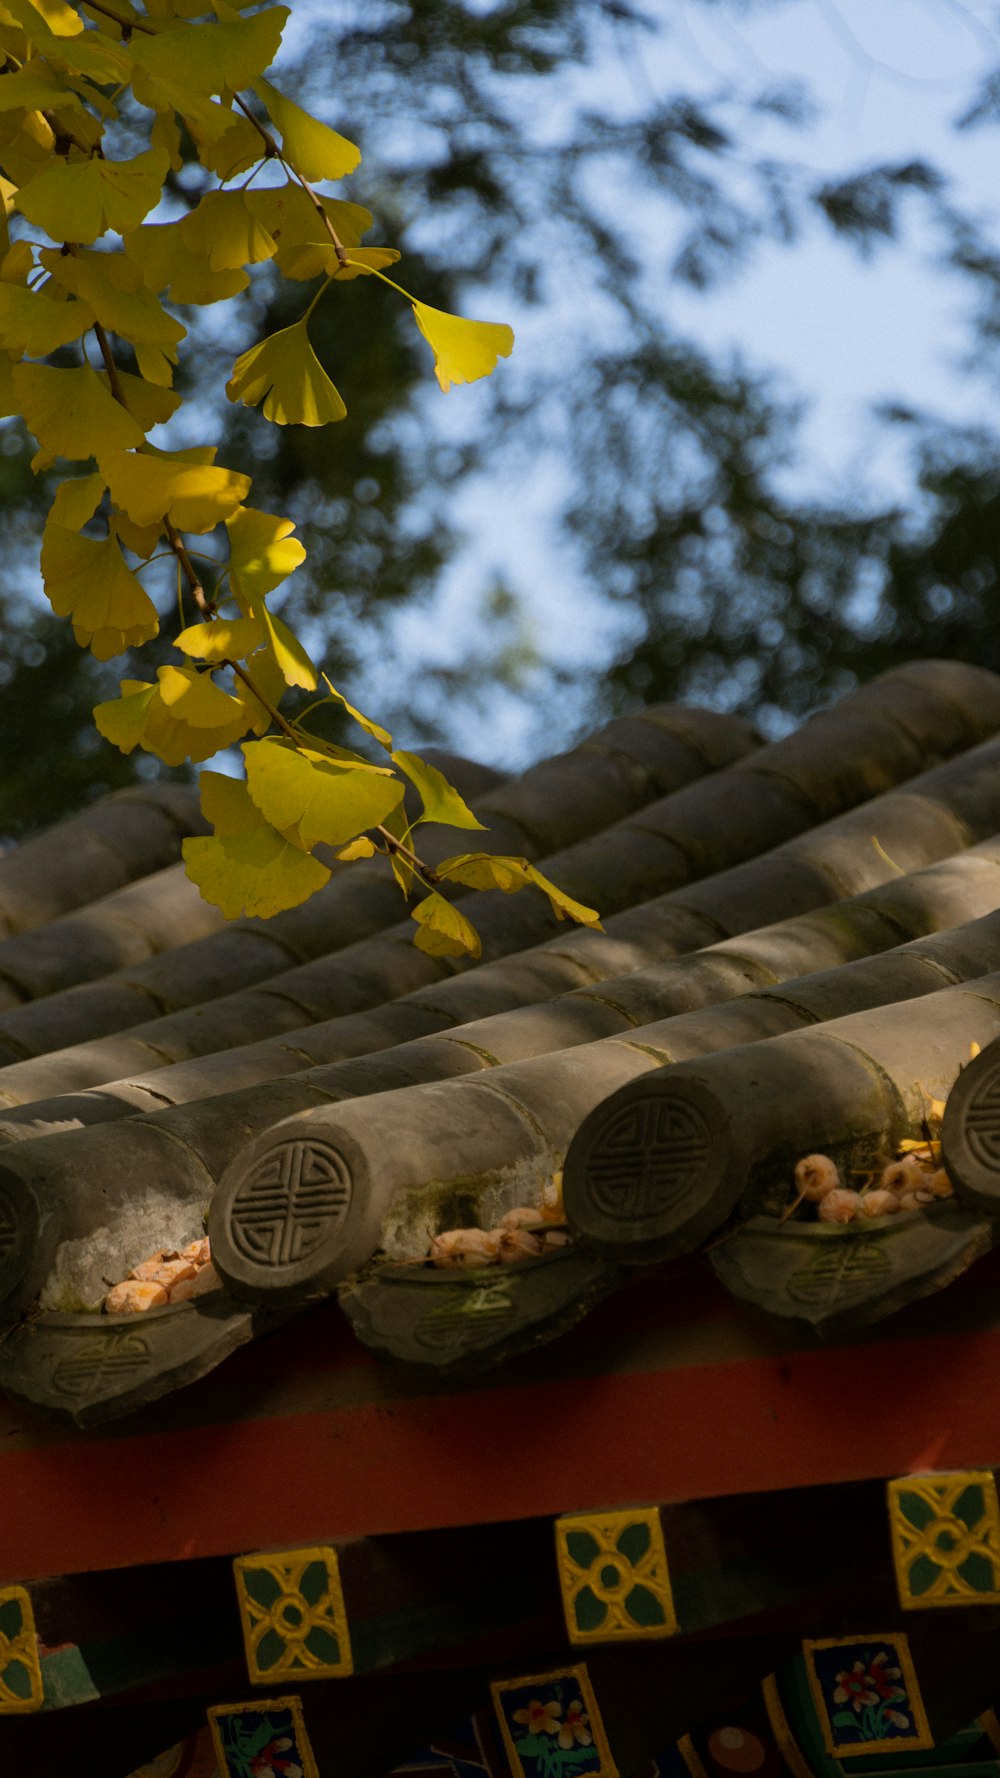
[233,92,351,267]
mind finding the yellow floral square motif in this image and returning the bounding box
[554,1507,677,1644]
[0,1584,43,1713]
[233,1546,353,1684]
[887,1471,1000,1608]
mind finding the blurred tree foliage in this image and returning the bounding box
[5,0,1000,834]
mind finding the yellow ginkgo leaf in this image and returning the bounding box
[123,221,251,305]
[14,362,145,468]
[226,505,306,599]
[185,102,262,181]
[41,248,186,349]
[253,76,360,182]
[110,510,163,558]
[183,812,331,920]
[41,523,159,658]
[175,615,265,663]
[92,676,158,752]
[391,750,485,830]
[411,891,482,959]
[5,0,131,81]
[133,341,177,389]
[16,146,169,243]
[1,239,33,284]
[246,184,372,252]
[0,353,17,419]
[243,736,404,851]
[48,470,104,531]
[0,57,88,112]
[278,243,400,285]
[258,604,316,690]
[179,189,277,272]
[96,663,259,764]
[411,300,514,392]
[130,8,288,112]
[335,836,377,861]
[0,281,94,354]
[226,320,346,426]
[18,0,83,37]
[102,449,251,532]
[107,368,181,434]
[321,676,392,749]
[525,862,603,929]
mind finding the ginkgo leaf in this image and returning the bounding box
[226,504,306,598]
[243,736,404,851]
[42,248,186,348]
[199,768,258,835]
[107,367,181,433]
[278,242,400,284]
[48,470,104,530]
[41,523,159,657]
[5,0,131,81]
[392,750,485,830]
[123,221,251,305]
[1,239,33,283]
[183,818,331,919]
[95,663,258,764]
[185,102,262,181]
[259,604,316,689]
[524,862,603,928]
[133,341,177,388]
[130,8,288,112]
[16,147,168,243]
[179,189,277,272]
[14,362,144,467]
[253,76,360,181]
[0,354,17,419]
[380,800,414,896]
[335,836,377,861]
[93,676,158,752]
[321,676,392,749]
[411,891,482,959]
[16,0,84,37]
[226,320,346,426]
[411,300,514,392]
[110,510,163,558]
[0,281,93,354]
[0,57,89,112]
[102,449,250,532]
[175,616,265,663]
[436,851,603,929]
[246,184,372,252]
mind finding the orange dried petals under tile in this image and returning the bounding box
[181,1237,212,1266]
[168,1262,222,1302]
[429,1228,502,1268]
[130,1257,198,1289]
[498,1226,543,1262]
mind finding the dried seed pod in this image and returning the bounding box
[498,1227,544,1262]
[794,1154,841,1201]
[168,1262,223,1302]
[129,1257,197,1290]
[880,1155,929,1195]
[104,1279,168,1314]
[924,1168,954,1198]
[858,1190,901,1219]
[817,1188,862,1224]
[896,1190,935,1212]
[500,1206,547,1232]
[428,1228,502,1269]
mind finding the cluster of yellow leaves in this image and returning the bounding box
[0,0,603,953]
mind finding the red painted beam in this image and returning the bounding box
[4,1298,1000,1584]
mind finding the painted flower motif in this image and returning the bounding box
[884,1711,910,1729]
[514,1700,563,1738]
[867,1653,905,1702]
[250,1737,303,1778]
[834,1663,879,1712]
[558,1701,593,1749]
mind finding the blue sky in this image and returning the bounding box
[364,0,1000,764]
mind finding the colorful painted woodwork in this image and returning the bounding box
[887,1471,1000,1608]
[553,1507,677,1644]
[208,1696,319,1778]
[491,1665,617,1778]
[233,1547,353,1684]
[0,1583,43,1714]
[801,1635,932,1757]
